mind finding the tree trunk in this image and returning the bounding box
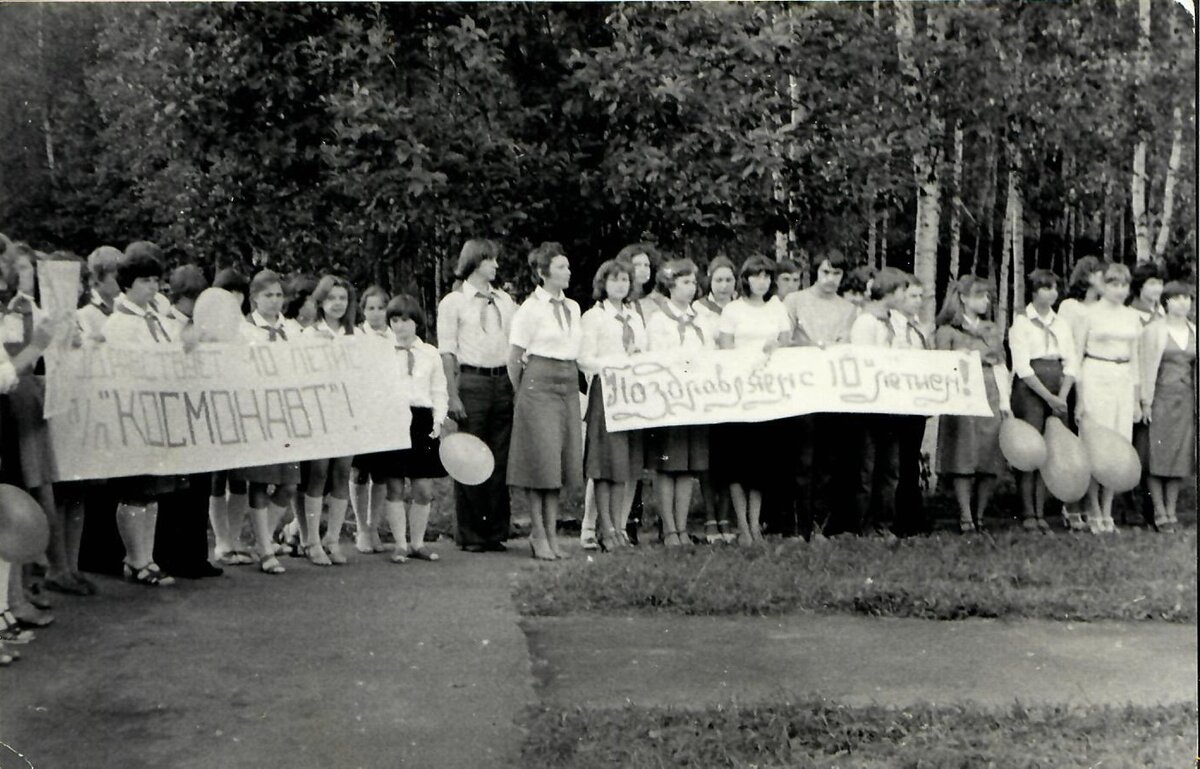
[37,5,56,181]
[1130,0,1153,262]
[881,209,889,268]
[999,168,1013,329]
[1102,173,1115,262]
[948,123,963,280]
[866,184,877,268]
[1153,106,1183,259]
[973,137,997,279]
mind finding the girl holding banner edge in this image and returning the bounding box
[298,275,358,565]
[714,255,793,546]
[351,285,392,554]
[507,243,583,561]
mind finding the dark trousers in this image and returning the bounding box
[155,472,213,574]
[760,415,814,538]
[895,416,930,536]
[851,415,899,535]
[78,482,123,576]
[811,414,856,537]
[453,371,514,546]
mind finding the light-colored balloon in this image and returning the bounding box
[1041,417,1091,503]
[0,484,50,562]
[439,432,495,486]
[999,418,1048,472]
[1080,419,1142,492]
[193,288,245,343]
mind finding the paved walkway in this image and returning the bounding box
[524,613,1198,709]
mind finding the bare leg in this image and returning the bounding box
[1099,486,1116,530]
[730,483,750,544]
[1164,480,1181,524]
[594,480,617,546]
[952,477,974,531]
[975,476,995,528]
[1085,481,1103,532]
[656,472,678,544]
[543,490,565,558]
[673,475,694,542]
[748,489,763,541]
[1147,477,1168,527]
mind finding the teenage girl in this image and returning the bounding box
[299,275,358,564]
[578,259,646,551]
[351,285,392,554]
[692,256,737,543]
[715,255,793,545]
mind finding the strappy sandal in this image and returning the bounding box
[323,542,347,565]
[958,517,976,534]
[124,563,175,587]
[259,556,286,575]
[219,550,255,567]
[0,611,35,645]
[408,547,439,562]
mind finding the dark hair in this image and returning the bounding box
[1027,269,1060,301]
[528,242,566,286]
[455,239,500,280]
[1161,280,1195,305]
[704,255,737,296]
[616,242,662,298]
[813,248,850,280]
[385,293,427,336]
[168,264,209,302]
[117,241,164,290]
[359,285,389,314]
[213,267,249,296]
[1065,256,1105,301]
[249,269,284,299]
[655,258,698,296]
[737,255,778,300]
[777,259,802,277]
[869,266,910,301]
[0,241,36,304]
[1130,261,1164,300]
[935,275,992,327]
[840,265,874,296]
[591,259,633,302]
[312,274,358,333]
[283,274,317,320]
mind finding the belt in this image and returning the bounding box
[1084,353,1130,364]
[460,364,507,376]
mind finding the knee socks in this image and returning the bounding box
[208,495,232,555]
[409,503,430,550]
[353,482,371,537]
[115,503,147,567]
[385,500,408,551]
[249,506,273,559]
[324,497,349,547]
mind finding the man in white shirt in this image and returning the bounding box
[436,239,517,553]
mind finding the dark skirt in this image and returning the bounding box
[1148,386,1196,478]
[359,407,446,480]
[507,356,583,490]
[110,474,186,502]
[0,375,58,488]
[937,364,1004,476]
[1011,358,1065,433]
[707,420,789,488]
[241,462,302,486]
[584,378,644,483]
[648,425,709,474]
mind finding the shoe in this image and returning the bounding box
[0,643,14,666]
[1157,521,1178,533]
[122,563,175,587]
[549,541,571,560]
[599,528,621,553]
[482,542,507,552]
[529,538,557,561]
[72,574,99,595]
[259,556,286,575]
[324,543,348,565]
[219,550,255,567]
[409,547,440,562]
[305,544,332,566]
[461,544,486,554]
[390,548,408,564]
[355,532,375,554]
[1036,518,1053,534]
[959,517,977,534]
[736,531,754,547]
[0,611,35,644]
[43,575,92,596]
[618,530,634,548]
[371,530,387,553]
[24,585,51,611]
[580,533,600,551]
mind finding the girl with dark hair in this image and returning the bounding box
[351,285,392,554]
[579,260,646,551]
[1128,262,1166,326]
[617,243,665,325]
[692,256,737,544]
[507,243,583,560]
[283,274,319,329]
[715,255,793,545]
[1009,269,1078,530]
[934,276,1012,533]
[297,275,358,565]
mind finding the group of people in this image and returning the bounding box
[0,231,1193,668]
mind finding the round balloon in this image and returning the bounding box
[999,418,1048,472]
[439,433,495,486]
[1080,419,1142,492]
[0,484,49,563]
[193,288,245,343]
[1041,417,1091,503]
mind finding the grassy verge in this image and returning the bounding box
[514,529,1196,622]
[521,701,1196,769]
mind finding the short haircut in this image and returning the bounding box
[1065,255,1105,300]
[117,241,164,290]
[777,259,802,277]
[455,239,500,280]
[0,241,35,304]
[1161,280,1195,305]
[814,247,849,278]
[385,293,427,336]
[869,266,910,301]
[1130,261,1164,298]
[528,241,566,285]
[359,285,389,313]
[312,274,358,332]
[213,267,249,296]
[655,258,698,296]
[87,246,123,281]
[248,269,284,299]
[1103,262,1132,284]
[737,255,778,300]
[283,274,318,319]
[592,259,633,301]
[1027,269,1060,299]
[839,265,875,296]
[168,264,209,302]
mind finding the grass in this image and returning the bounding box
[520,700,1196,769]
[513,528,1197,622]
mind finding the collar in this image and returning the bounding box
[602,300,628,319]
[252,311,285,329]
[116,295,151,318]
[662,301,697,321]
[534,286,565,303]
[168,304,192,321]
[394,336,421,351]
[316,319,346,336]
[360,322,390,337]
[91,289,112,309]
[462,281,497,300]
[1131,298,1164,316]
[1025,303,1056,323]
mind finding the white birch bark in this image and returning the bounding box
[948,123,963,279]
[1130,0,1153,262]
[1153,106,1184,259]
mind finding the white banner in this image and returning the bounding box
[600,345,992,432]
[48,337,411,480]
[37,260,83,419]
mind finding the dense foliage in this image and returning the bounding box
[1,2,1195,316]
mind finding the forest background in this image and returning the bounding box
[0,1,1195,323]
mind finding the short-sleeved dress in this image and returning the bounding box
[935,319,1008,476]
[645,302,713,475]
[1148,327,1196,478]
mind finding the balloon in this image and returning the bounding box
[0,484,49,563]
[193,288,245,343]
[1080,419,1142,492]
[439,433,495,486]
[1041,417,1091,503]
[999,418,1048,472]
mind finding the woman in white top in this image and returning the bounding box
[297,275,358,564]
[715,255,793,546]
[645,258,716,547]
[1075,262,1143,533]
[578,260,647,551]
[507,243,583,561]
[1008,270,1078,529]
[692,255,737,322]
[350,285,392,554]
[692,256,737,544]
[617,243,666,328]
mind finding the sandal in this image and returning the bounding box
[123,563,176,587]
[958,518,976,534]
[24,585,52,611]
[259,556,286,575]
[580,533,600,551]
[390,548,408,564]
[43,575,92,597]
[219,550,255,567]
[1036,518,1053,534]
[323,542,348,565]
[408,547,439,562]
[0,611,35,645]
[305,544,332,567]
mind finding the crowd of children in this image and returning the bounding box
[0,231,1193,667]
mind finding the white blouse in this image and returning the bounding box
[578,300,648,381]
[1009,304,1079,380]
[509,286,582,361]
[717,297,791,351]
[103,296,174,346]
[646,301,715,353]
[393,338,449,426]
[241,311,302,344]
[358,321,392,340]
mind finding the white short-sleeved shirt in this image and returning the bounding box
[508,286,582,361]
[103,296,174,346]
[358,321,392,340]
[578,300,648,381]
[717,297,791,351]
[437,281,516,368]
[241,311,302,344]
[394,338,449,425]
[77,291,113,342]
[302,318,351,339]
[647,302,715,353]
[1009,304,1079,380]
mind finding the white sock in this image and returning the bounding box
[267,502,289,539]
[144,502,160,565]
[116,504,147,567]
[581,480,597,539]
[303,495,324,547]
[409,502,431,550]
[324,497,349,546]
[0,558,11,613]
[226,492,249,549]
[208,495,232,555]
[249,507,273,559]
[353,482,371,535]
[385,500,408,550]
